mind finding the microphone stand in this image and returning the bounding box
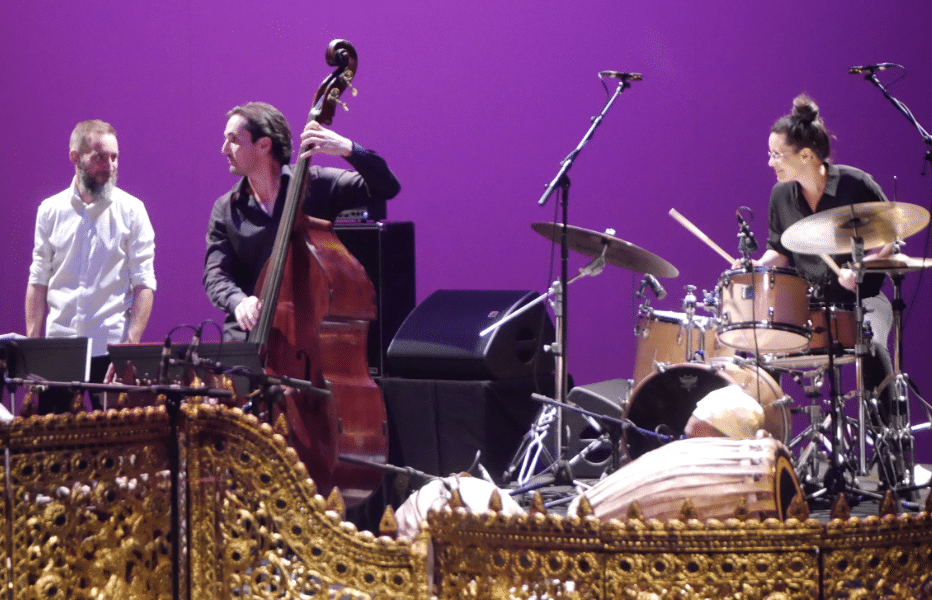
[487,251,607,487]
[537,75,638,466]
[861,70,932,168]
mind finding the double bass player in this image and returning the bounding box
[203,101,400,340]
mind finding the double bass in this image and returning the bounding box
[248,40,388,507]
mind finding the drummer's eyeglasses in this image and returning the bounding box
[767,149,796,160]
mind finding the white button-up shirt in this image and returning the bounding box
[28,179,157,355]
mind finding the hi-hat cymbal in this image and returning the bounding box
[857,255,932,276]
[781,201,930,255]
[532,222,679,278]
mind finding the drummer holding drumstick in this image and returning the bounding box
[745,94,894,421]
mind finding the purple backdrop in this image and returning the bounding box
[3,0,931,462]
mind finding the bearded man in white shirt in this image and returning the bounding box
[25,119,156,413]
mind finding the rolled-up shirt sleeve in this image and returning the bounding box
[127,202,157,291]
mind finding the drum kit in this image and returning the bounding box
[508,200,931,509]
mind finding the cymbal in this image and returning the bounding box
[858,255,932,276]
[531,222,679,278]
[781,201,930,255]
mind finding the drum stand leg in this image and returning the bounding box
[813,241,921,508]
[501,404,560,487]
[800,299,890,506]
[789,400,831,492]
[786,367,832,492]
[861,272,929,505]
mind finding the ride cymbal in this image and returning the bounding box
[781,201,930,255]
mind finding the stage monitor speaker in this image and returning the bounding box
[563,378,631,478]
[385,289,555,380]
[335,221,416,377]
[380,377,541,485]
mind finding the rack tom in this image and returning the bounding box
[717,267,811,353]
[632,309,735,385]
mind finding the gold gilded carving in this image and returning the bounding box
[379,506,398,537]
[879,490,898,517]
[327,486,347,520]
[185,404,428,599]
[528,491,547,515]
[1,404,930,599]
[831,492,851,521]
[786,492,810,521]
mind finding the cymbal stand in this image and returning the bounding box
[815,295,865,499]
[782,365,833,491]
[680,285,702,362]
[803,232,885,503]
[491,250,608,487]
[867,267,922,497]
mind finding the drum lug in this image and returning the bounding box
[768,307,775,323]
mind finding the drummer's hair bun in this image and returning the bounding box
[771,93,831,161]
[791,94,820,125]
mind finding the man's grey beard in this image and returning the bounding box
[79,167,117,202]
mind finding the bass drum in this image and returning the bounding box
[622,360,789,460]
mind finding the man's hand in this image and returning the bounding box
[299,121,352,159]
[235,296,262,331]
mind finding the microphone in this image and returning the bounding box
[158,336,172,385]
[599,71,642,81]
[644,274,667,300]
[184,325,202,364]
[736,210,759,253]
[848,63,898,74]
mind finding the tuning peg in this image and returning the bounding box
[327,89,350,112]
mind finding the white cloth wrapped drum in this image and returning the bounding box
[395,474,524,540]
[569,436,802,523]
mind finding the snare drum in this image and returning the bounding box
[622,359,789,460]
[717,267,811,353]
[570,436,802,523]
[632,309,735,385]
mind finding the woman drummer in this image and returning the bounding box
[751,94,894,422]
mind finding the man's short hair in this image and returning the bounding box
[70,120,117,154]
[226,102,293,165]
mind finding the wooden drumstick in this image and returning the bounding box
[819,254,842,276]
[669,208,738,265]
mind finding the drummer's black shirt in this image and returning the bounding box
[767,163,887,305]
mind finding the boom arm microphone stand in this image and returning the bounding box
[536,72,640,467]
[858,66,932,163]
[855,66,932,505]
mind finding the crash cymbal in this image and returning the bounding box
[781,201,930,255]
[532,222,679,278]
[857,255,932,276]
